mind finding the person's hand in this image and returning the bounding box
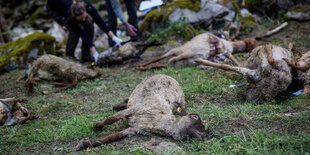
[90,46,99,63]
[90,46,97,54]
[125,22,137,37]
[112,36,123,46]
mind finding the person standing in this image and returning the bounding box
[106,0,139,47]
[47,0,123,63]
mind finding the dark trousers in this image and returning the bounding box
[65,15,94,59]
[106,0,139,47]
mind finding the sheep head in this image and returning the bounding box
[185,114,207,139]
[179,114,207,139]
[177,113,207,139]
[171,102,206,139]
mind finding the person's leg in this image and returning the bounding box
[106,0,118,47]
[81,15,95,63]
[66,27,79,58]
[124,0,139,41]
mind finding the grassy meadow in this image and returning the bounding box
[0,66,309,154]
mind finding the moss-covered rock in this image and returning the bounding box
[232,0,241,14]
[238,15,258,31]
[140,0,201,34]
[0,32,56,73]
[233,0,258,33]
[285,5,310,21]
[288,4,310,13]
[182,24,199,40]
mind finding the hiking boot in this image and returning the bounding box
[66,51,75,58]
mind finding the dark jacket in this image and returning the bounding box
[47,0,110,50]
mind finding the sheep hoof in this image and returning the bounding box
[94,124,103,131]
[76,140,89,151]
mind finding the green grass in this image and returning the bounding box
[0,66,309,154]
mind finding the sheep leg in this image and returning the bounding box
[54,81,71,87]
[137,48,180,69]
[167,53,191,64]
[136,64,167,71]
[95,107,135,130]
[18,114,39,124]
[138,55,167,67]
[10,102,29,116]
[54,79,78,92]
[196,58,260,82]
[9,114,39,126]
[226,52,241,66]
[76,127,137,151]
[26,60,44,94]
[25,78,40,94]
[266,45,279,68]
[113,103,128,111]
[113,98,129,111]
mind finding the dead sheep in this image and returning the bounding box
[0,98,38,126]
[97,41,158,67]
[137,32,260,70]
[25,54,101,93]
[197,44,293,102]
[285,51,310,95]
[76,74,207,150]
[97,42,138,66]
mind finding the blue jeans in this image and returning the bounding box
[106,0,139,47]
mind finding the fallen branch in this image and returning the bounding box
[255,22,288,40]
[226,52,240,66]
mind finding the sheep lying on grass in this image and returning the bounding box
[76,74,207,150]
[97,41,157,67]
[25,54,101,93]
[197,44,293,102]
[0,98,38,126]
[137,32,260,70]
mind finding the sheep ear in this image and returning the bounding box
[190,114,200,120]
